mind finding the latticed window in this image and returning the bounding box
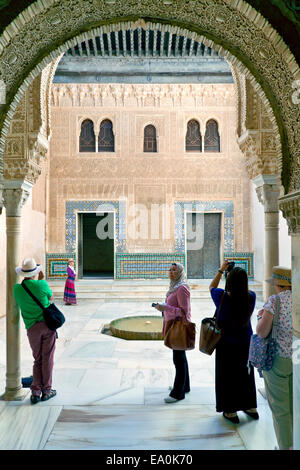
[204,119,220,152]
[144,125,157,152]
[79,119,95,152]
[98,119,115,152]
[186,120,202,152]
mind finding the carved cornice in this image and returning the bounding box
[51,83,235,108]
[279,190,300,234]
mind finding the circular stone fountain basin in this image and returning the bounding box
[110,315,163,340]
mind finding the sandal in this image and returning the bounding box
[41,389,57,401]
[30,395,41,405]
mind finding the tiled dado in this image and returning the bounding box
[115,253,186,279]
[224,252,254,279]
[46,253,76,280]
[174,200,234,253]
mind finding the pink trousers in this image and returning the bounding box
[27,321,56,396]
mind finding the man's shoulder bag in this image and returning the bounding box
[21,280,65,331]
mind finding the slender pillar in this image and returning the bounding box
[2,182,31,401]
[253,175,280,300]
[279,190,300,450]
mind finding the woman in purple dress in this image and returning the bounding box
[64,258,77,305]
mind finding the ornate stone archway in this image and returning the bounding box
[0,0,299,194]
[1,0,300,449]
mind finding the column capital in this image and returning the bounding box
[3,180,32,217]
[279,190,300,235]
[253,175,280,213]
[252,174,279,187]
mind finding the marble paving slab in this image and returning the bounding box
[236,403,277,450]
[0,404,62,450]
[44,404,245,450]
[93,386,145,405]
[59,341,116,359]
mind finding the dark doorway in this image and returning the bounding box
[186,212,221,278]
[78,212,114,278]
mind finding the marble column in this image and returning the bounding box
[0,179,3,214]
[253,175,280,300]
[279,190,300,450]
[2,181,31,401]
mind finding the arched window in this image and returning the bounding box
[98,119,115,152]
[185,119,202,152]
[204,119,220,152]
[79,119,95,152]
[144,125,157,152]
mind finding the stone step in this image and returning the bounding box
[49,279,263,300]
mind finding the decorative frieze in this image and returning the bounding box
[51,83,236,108]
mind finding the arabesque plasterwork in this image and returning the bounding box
[3,75,50,185]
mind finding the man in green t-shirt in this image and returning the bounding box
[14,258,57,405]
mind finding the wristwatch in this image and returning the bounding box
[218,269,224,274]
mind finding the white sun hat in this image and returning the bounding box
[15,258,42,278]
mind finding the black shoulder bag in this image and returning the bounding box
[21,280,65,332]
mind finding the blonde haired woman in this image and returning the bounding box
[155,263,191,403]
[256,266,293,450]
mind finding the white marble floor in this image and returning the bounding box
[0,297,278,450]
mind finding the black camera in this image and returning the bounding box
[152,303,158,307]
[225,261,235,278]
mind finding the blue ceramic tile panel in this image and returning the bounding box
[45,253,76,280]
[223,252,254,278]
[115,253,185,279]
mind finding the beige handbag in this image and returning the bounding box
[199,292,224,355]
[164,315,196,351]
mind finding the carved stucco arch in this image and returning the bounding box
[0,1,299,192]
[95,117,116,137]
